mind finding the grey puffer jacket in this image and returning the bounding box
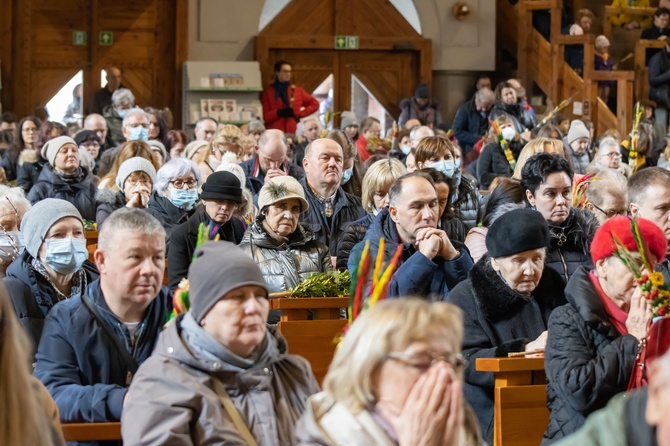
[122,313,320,445]
[239,220,332,293]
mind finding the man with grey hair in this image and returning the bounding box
[592,136,632,177]
[240,129,305,203]
[409,125,435,149]
[194,117,217,142]
[453,87,495,156]
[98,107,150,177]
[34,208,170,425]
[104,88,136,146]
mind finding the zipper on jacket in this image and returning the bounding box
[558,248,568,283]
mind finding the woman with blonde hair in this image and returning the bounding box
[477,113,526,189]
[335,158,406,269]
[195,124,243,182]
[97,140,159,190]
[0,283,65,446]
[296,298,482,445]
[512,137,566,179]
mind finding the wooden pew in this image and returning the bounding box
[476,357,548,446]
[62,422,121,442]
[270,297,348,384]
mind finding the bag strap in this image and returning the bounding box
[212,379,258,446]
[80,294,139,377]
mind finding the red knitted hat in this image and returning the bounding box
[590,216,668,263]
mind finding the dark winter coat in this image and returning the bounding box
[398,98,444,128]
[489,101,536,133]
[239,155,305,204]
[335,213,374,270]
[446,257,566,444]
[453,175,482,232]
[17,157,47,194]
[649,47,670,108]
[452,98,490,153]
[543,267,640,444]
[27,165,98,221]
[33,278,171,424]
[477,139,525,190]
[350,208,473,299]
[545,208,598,284]
[298,178,365,257]
[95,189,126,227]
[167,205,245,289]
[4,251,99,349]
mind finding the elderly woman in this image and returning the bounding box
[239,175,331,292]
[147,157,201,233]
[512,137,566,179]
[122,241,319,444]
[447,208,566,444]
[587,135,632,177]
[477,114,527,190]
[414,135,482,231]
[96,157,157,227]
[0,186,31,277]
[99,140,160,191]
[0,285,65,446]
[543,216,664,443]
[195,124,244,182]
[296,298,483,445]
[582,169,629,225]
[27,136,97,221]
[167,171,246,289]
[564,120,592,175]
[216,152,256,226]
[522,153,598,283]
[4,199,98,347]
[335,158,406,270]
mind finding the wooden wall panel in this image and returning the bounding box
[261,0,335,36]
[345,0,420,37]
[2,0,186,125]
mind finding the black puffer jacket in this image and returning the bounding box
[476,139,524,190]
[95,188,126,227]
[298,178,365,256]
[543,266,640,444]
[17,157,47,194]
[167,205,245,290]
[453,175,482,232]
[447,257,566,444]
[3,251,99,349]
[545,208,598,284]
[27,165,97,221]
[335,213,374,270]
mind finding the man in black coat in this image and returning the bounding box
[452,87,495,155]
[167,171,245,289]
[299,138,364,263]
[447,209,566,444]
[239,129,304,204]
[648,40,670,133]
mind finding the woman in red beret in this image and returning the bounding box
[543,216,666,444]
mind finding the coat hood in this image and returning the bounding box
[469,255,566,322]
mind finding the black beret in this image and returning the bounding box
[486,209,550,258]
[200,171,242,203]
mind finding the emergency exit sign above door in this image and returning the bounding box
[335,35,359,50]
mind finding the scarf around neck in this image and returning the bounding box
[272,80,291,108]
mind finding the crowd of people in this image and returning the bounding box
[1,60,670,446]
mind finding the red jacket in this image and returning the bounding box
[261,85,319,134]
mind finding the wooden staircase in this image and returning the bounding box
[498,0,632,135]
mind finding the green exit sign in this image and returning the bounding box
[99,31,113,46]
[72,31,87,46]
[335,35,359,50]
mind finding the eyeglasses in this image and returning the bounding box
[387,350,467,371]
[169,179,198,189]
[126,179,152,188]
[591,203,629,219]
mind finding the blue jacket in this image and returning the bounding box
[452,98,490,154]
[349,208,473,299]
[33,278,171,424]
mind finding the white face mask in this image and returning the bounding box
[425,159,457,178]
[400,144,412,155]
[501,127,517,141]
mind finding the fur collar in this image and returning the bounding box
[470,256,567,322]
[95,187,124,205]
[18,149,38,166]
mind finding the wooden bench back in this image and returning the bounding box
[495,384,549,446]
[62,422,121,442]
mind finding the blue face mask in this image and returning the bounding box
[341,167,353,185]
[170,188,199,210]
[128,125,149,142]
[426,159,457,178]
[43,238,88,274]
[117,109,129,118]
